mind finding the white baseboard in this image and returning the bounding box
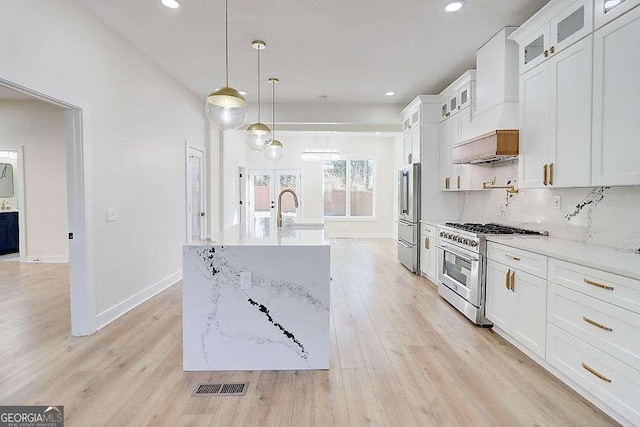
[24,255,69,263]
[328,234,394,239]
[96,270,182,330]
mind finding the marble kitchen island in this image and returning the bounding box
[183,221,330,371]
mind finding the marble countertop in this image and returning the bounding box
[486,235,640,281]
[187,219,329,247]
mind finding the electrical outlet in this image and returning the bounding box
[106,208,117,222]
[553,196,562,210]
[239,272,251,290]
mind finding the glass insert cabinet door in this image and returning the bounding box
[249,169,302,229]
[550,0,593,52]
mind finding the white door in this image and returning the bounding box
[403,131,411,164]
[186,147,205,242]
[549,0,593,54]
[592,5,640,186]
[249,169,302,229]
[519,63,551,188]
[548,35,593,187]
[485,260,515,333]
[512,269,548,358]
[410,125,421,164]
[238,166,247,224]
[439,119,452,190]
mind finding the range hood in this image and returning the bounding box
[452,130,518,164]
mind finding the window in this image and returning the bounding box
[323,159,375,218]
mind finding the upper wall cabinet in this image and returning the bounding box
[592,5,640,186]
[516,0,594,75]
[595,0,640,28]
[401,96,441,165]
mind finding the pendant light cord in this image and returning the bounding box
[271,80,276,138]
[257,48,261,122]
[225,0,229,87]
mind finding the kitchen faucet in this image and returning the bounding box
[277,189,299,227]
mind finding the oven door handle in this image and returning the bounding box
[437,243,479,263]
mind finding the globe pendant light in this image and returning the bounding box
[245,40,272,151]
[205,0,248,130]
[265,78,284,161]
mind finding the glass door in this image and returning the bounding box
[249,169,302,230]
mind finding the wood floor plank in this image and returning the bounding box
[0,238,618,426]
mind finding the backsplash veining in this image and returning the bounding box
[457,164,640,253]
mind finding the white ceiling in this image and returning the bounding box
[79,0,548,104]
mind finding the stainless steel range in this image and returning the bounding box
[436,222,547,326]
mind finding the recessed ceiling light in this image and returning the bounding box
[161,0,180,9]
[239,90,247,95]
[385,91,395,96]
[445,1,464,12]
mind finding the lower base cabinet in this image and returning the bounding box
[486,259,547,358]
[420,225,437,282]
[0,212,19,255]
[547,324,640,425]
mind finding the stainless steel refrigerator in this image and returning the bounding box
[397,163,420,273]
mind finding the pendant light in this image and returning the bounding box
[205,0,248,130]
[245,40,272,150]
[264,78,284,161]
[301,132,340,162]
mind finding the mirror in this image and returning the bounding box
[0,163,15,198]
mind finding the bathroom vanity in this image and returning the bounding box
[182,220,330,371]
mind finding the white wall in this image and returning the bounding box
[243,131,396,237]
[0,0,205,320]
[0,100,68,260]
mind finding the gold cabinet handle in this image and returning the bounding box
[457,175,461,189]
[550,46,555,54]
[505,269,511,290]
[582,362,612,383]
[583,316,613,332]
[543,164,548,185]
[408,153,412,163]
[505,254,521,261]
[510,270,516,291]
[549,163,554,185]
[544,49,549,58]
[425,237,430,250]
[584,279,614,291]
[445,177,450,190]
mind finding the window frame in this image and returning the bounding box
[322,158,377,221]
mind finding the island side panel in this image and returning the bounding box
[183,244,330,371]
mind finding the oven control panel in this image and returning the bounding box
[438,230,479,250]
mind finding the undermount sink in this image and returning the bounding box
[283,222,324,230]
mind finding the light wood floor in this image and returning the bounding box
[0,239,616,426]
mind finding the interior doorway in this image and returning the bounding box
[186,146,205,243]
[0,78,91,336]
[0,148,23,262]
[248,169,302,229]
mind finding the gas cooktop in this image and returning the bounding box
[443,222,546,236]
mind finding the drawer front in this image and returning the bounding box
[398,221,418,245]
[421,223,437,239]
[548,282,640,371]
[487,242,548,278]
[546,324,640,425]
[548,258,640,315]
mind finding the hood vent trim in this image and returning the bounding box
[452,130,519,164]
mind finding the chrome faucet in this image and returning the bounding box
[277,189,299,227]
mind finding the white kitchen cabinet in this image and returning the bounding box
[511,269,548,358]
[420,224,438,282]
[548,35,593,187]
[592,5,640,186]
[402,131,411,164]
[486,260,515,332]
[519,35,593,188]
[410,125,421,164]
[519,64,550,188]
[439,118,452,190]
[594,0,640,29]
[519,26,551,75]
[551,0,594,53]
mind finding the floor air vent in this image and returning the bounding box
[193,382,248,397]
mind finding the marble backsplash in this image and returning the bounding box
[456,162,640,253]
